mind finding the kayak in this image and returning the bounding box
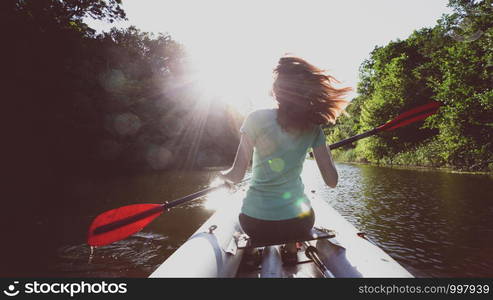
[149,193,413,278]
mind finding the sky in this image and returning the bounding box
[87,0,453,111]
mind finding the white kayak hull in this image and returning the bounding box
[150,198,413,278]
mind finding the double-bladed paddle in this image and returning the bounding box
[87,182,240,246]
[87,101,441,247]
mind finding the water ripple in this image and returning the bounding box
[302,162,493,277]
[49,162,493,278]
[53,232,170,277]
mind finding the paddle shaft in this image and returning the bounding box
[327,101,440,150]
[91,179,250,237]
[328,128,379,150]
[165,183,229,209]
[162,176,250,210]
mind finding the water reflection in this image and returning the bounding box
[202,177,232,211]
[43,161,493,278]
[40,169,220,277]
[302,162,493,277]
[54,232,168,277]
[49,171,251,278]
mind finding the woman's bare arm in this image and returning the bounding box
[220,134,254,183]
[313,144,338,188]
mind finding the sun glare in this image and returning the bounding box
[87,0,454,111]
[204,177,230,209]
[187,51,277,116]
[204,177,247,211]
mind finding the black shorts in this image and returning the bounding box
[239,208,315,244]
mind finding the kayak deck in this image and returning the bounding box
[236,242,329,278]
[235,227,337,278]
[149,196,413,278]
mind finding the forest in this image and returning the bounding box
[4,0,242,182]
[326,0,493,172]
[4,0,492,183]
[3,0,246,275]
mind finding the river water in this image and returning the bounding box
[13,161,493,277]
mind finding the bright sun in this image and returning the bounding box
[187,49,279,116]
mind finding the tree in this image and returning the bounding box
[325,0,493,171]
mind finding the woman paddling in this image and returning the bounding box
[220,56,351,263]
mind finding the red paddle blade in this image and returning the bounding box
[378,101,441,131]
[88,204,164,247]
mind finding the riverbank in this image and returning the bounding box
[336,160,493,176]
[324,147,492,175]
[329,148,493,176]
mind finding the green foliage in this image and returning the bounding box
[331,148,359,163]
[327,0,493,171]
[4,0,241,177]
[12,0,126,23]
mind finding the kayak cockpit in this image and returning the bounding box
[149,199,413,278]
[234,227,337,278]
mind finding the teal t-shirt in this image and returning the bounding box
[240,109,326,220]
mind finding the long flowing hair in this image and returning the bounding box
[272,56,351,131]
